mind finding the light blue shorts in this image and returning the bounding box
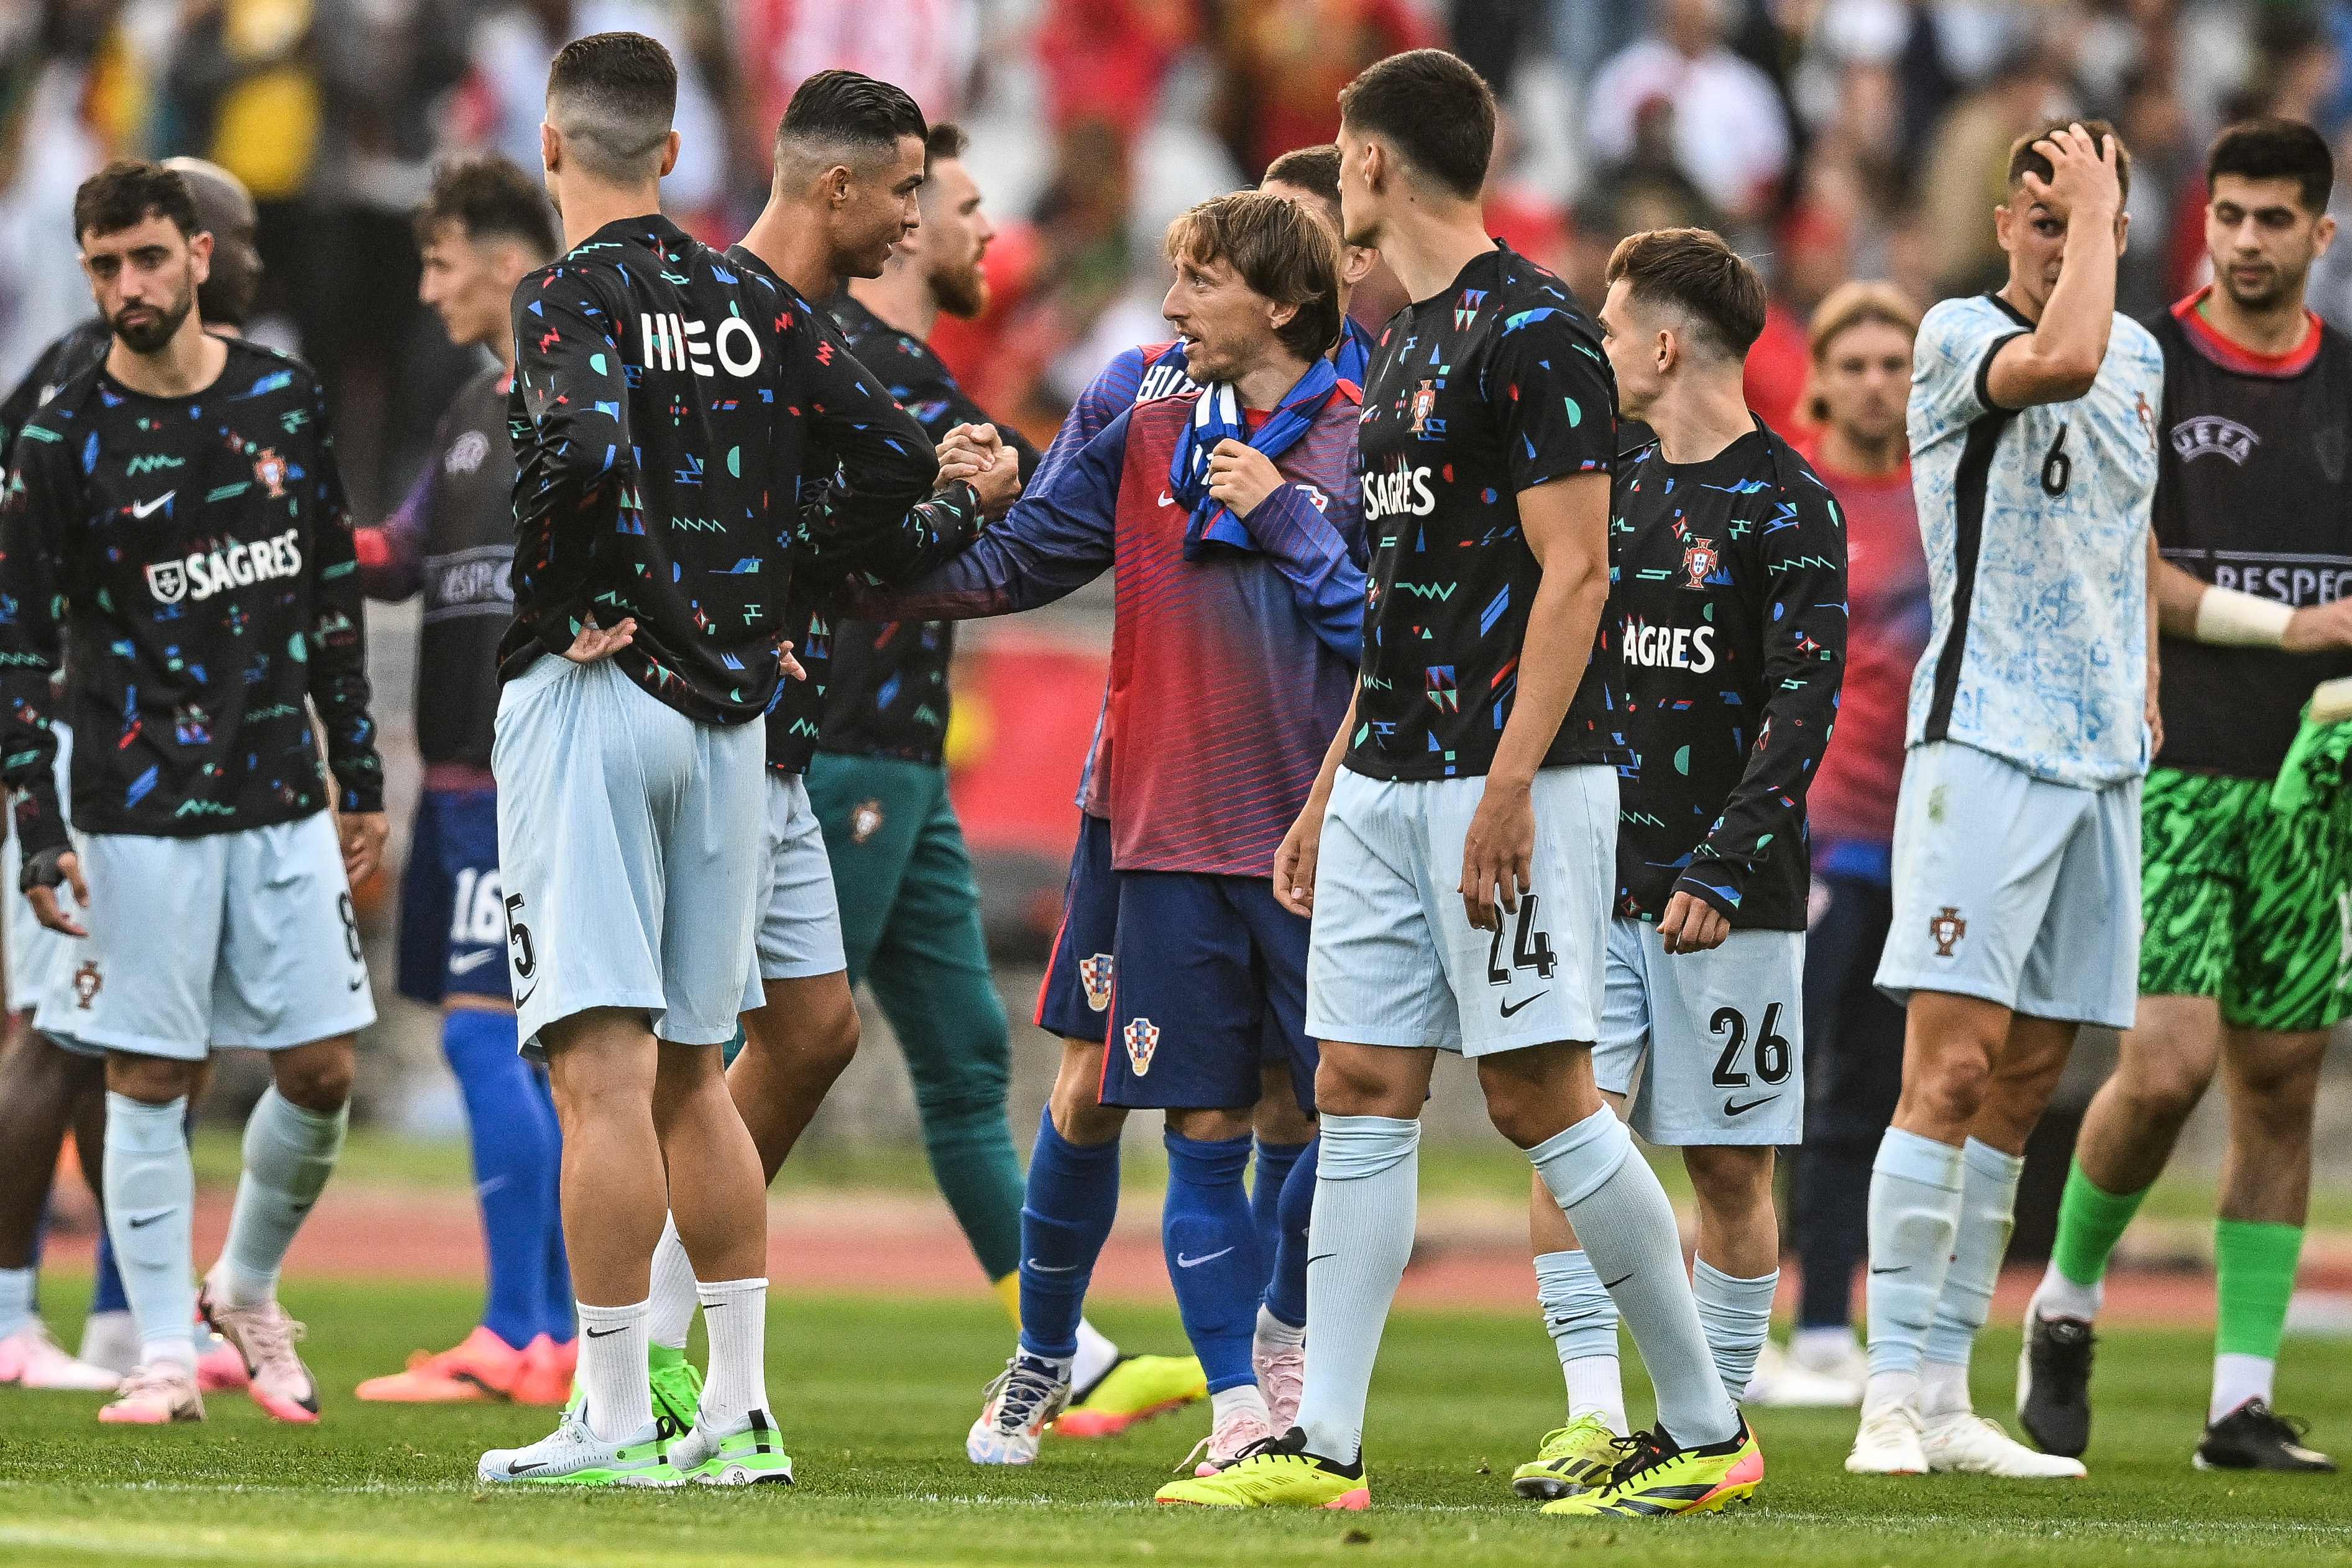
[1592,918,1806,1145]
[1305,764,1614,1057]
[493,656,765,1053]
[42,812,375,1060]
[1875,740,2141,1030]
[756,773,846,982]
[3,725,74,1020]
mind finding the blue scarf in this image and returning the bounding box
[1334,318,1372,388]
[1168,355,1340,559]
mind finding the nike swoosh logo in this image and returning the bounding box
[1026,1260,1082,1274]
[584,1326,625,1339]
[514,983,538,1008]
[1499,991,1548,1019]
[347,975,365,991]
[1722,1094,1779,1117]
[1870,1264,1910,1276]
[126,1209,172,1229]
[1176,1247,1236,1269]
[507,1459,548,1475]
[130,492,174,519]
[1603,1273,1635,1290]
[1307,1253,1337,1267]
[1157,492,1177,508]
[448,948,500,975]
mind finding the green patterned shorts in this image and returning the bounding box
[2140,718,2352,1031]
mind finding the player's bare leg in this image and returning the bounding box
[732,975,862,1180]
[0,1023,117,1389]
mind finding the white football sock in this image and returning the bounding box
[2212,1352,2275,1424]
[1533,1109,1738,1448]
[574,1299,653,1441]
[1294,1114,1420,1465]
[104,1093,197,1370]
[2031,1259,2102,1323]
[694,1277,769,1429]
[1921,1357,1972,1417]
[1254,1303,1305,1350]
[646,1216,698,1352]
[215,1088,346,1308]
[1793,1324,1858,1369]
[1073,1318,1118,1391]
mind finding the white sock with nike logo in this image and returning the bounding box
[694,1277,769,1433]
[574,1299,653,1441]
[1919,1137,2024,1414]
[103,1093,198,1371]
[214,1087,346,1308]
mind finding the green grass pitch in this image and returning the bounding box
[1,1277,2347,1566]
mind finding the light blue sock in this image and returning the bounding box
[1535,1247,1624,1431]
[215,1088,347,1308]
[0,1265,33,1341]
[1693,1258,1778,1406]
[1532,1107,1738,1449]
[1295,1115,1420,1464]
[1161,1130,1262,1395]
[1921,1138,2024,1393]
[1864,1127,1965,1383]
[104,1093,197,1369]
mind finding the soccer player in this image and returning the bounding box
[1165,50,1756,1518]
[628,72,1029,1429]
[818,125,1043,1322]
[1512,229,1845,1501]
[477,36,963,1487]
[0,160,388,1425]
[350,157,575,1408]
[2021,119,2352,1474]
[1748,282,1927,1410]
[856,188,1366,1474]
[1849,120,2162,1480]
[0,156,261,1391]
[1010,144,1390,1443]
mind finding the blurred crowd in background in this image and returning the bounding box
[5,0,2351,544]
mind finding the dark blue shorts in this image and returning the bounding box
[396,786,508,1006]
[1036,814,1119,1043]
[1101,869,1317,1114]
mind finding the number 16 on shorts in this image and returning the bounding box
[1592,919,1807,1147]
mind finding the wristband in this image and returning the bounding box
[19,843,67,896]
[2194,585,2294,648]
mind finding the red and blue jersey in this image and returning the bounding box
[858,384,1366,878]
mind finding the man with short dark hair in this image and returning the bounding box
[1850,120,2161,1481]
[0,155,262,1396]
[1513,227,1844,1503]
[477,33,964,1488]
[2023,117,2352,1474]
[0,159,387,1429]
[628,73,1037,1429]
[351,156,574,1408]
[855,188,1367,1477]
[1169,49,1755,1518]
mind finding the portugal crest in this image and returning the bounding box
[72,960,101,1010]
[253,447,289,499]
[1122,1016,1160,1076]
[850,799,884,845]
[1681,538,1720,589]
[1929,905,1967,958]
[1409,380,1437,433]
[1079,953,1114,1012]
